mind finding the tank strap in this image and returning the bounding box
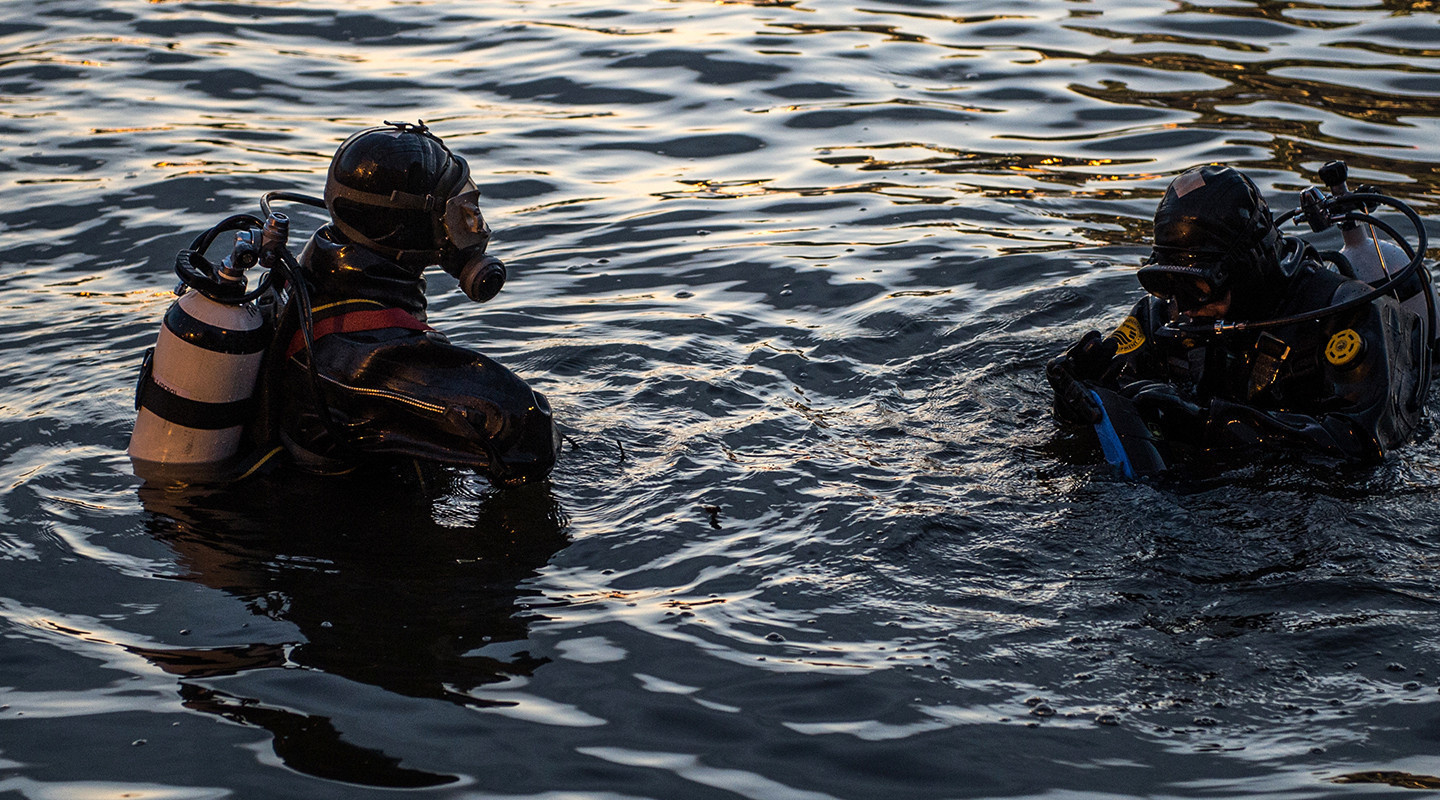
[286,306,434,359]
[137,371,254,430]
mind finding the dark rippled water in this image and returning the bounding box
[5,1,1440,797]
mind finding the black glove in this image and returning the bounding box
[1046,331,1119,425]
[1125,381,1207,445]
[1064,330,1118,380]
[1047,353,1101,425]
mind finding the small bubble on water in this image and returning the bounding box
[1030,704,1057,718]
[320,621,332,629]
[131,739,147,747]
[1095,713,1120,726]
[1387,662,1406,672]
[675,291,694,299]
[1405,682,1422,691]
[1193,717,1219,727]
[179,629,190,636]
[765,632,785,642]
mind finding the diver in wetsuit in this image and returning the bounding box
[257,121,560,484]
[1047,164,1430,465]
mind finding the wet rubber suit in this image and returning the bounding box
[1052,245,1429,463]
[254,224,561,484]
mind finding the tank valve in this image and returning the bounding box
[218,229,260,285]
[260,212,290,270]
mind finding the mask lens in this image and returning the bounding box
[443,183,491,252]
[1140,270,1215,311]
[1170,280,1216,312]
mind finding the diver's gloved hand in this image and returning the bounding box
[1062,330,1118,380]
[1046,353,1102,425]
[1046,330,1118,425]
[1125,381,1207,445]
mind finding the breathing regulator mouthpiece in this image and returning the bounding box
[457,250,507,303]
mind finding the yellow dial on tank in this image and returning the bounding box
[1325,329,1363,366]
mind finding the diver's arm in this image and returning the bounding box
[1047,331,1109,424]
[1046,299,1153,424]
[1128,377,1387,461]
[1204,399,1384,462]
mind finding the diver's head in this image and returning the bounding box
[324,120,491,267]
[1138,164,1289,320]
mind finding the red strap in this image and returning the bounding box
[286,307,433,359]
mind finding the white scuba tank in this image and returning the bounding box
[1340,222,1436,344]
[1314,161,1438,348]
[128,276,268,467]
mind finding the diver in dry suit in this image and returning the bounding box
[261,121,561,483]
[1047,164,1431,467]
[130,121,560,486]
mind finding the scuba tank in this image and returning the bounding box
[129,213,289,477]
[1302,160,1438,349]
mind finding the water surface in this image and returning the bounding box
[4,0,1440,797]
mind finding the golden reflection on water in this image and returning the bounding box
[7,2,1440,796]
[1332,770,1440,789]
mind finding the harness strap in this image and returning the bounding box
[287,306,433,359]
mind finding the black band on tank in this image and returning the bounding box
[138,374,253,430]
[164,303,269,354]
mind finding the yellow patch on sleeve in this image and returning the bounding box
[1325,329,1363,366]
[1109,315,1146,355]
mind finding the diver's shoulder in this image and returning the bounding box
[1287,262,1365,310]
